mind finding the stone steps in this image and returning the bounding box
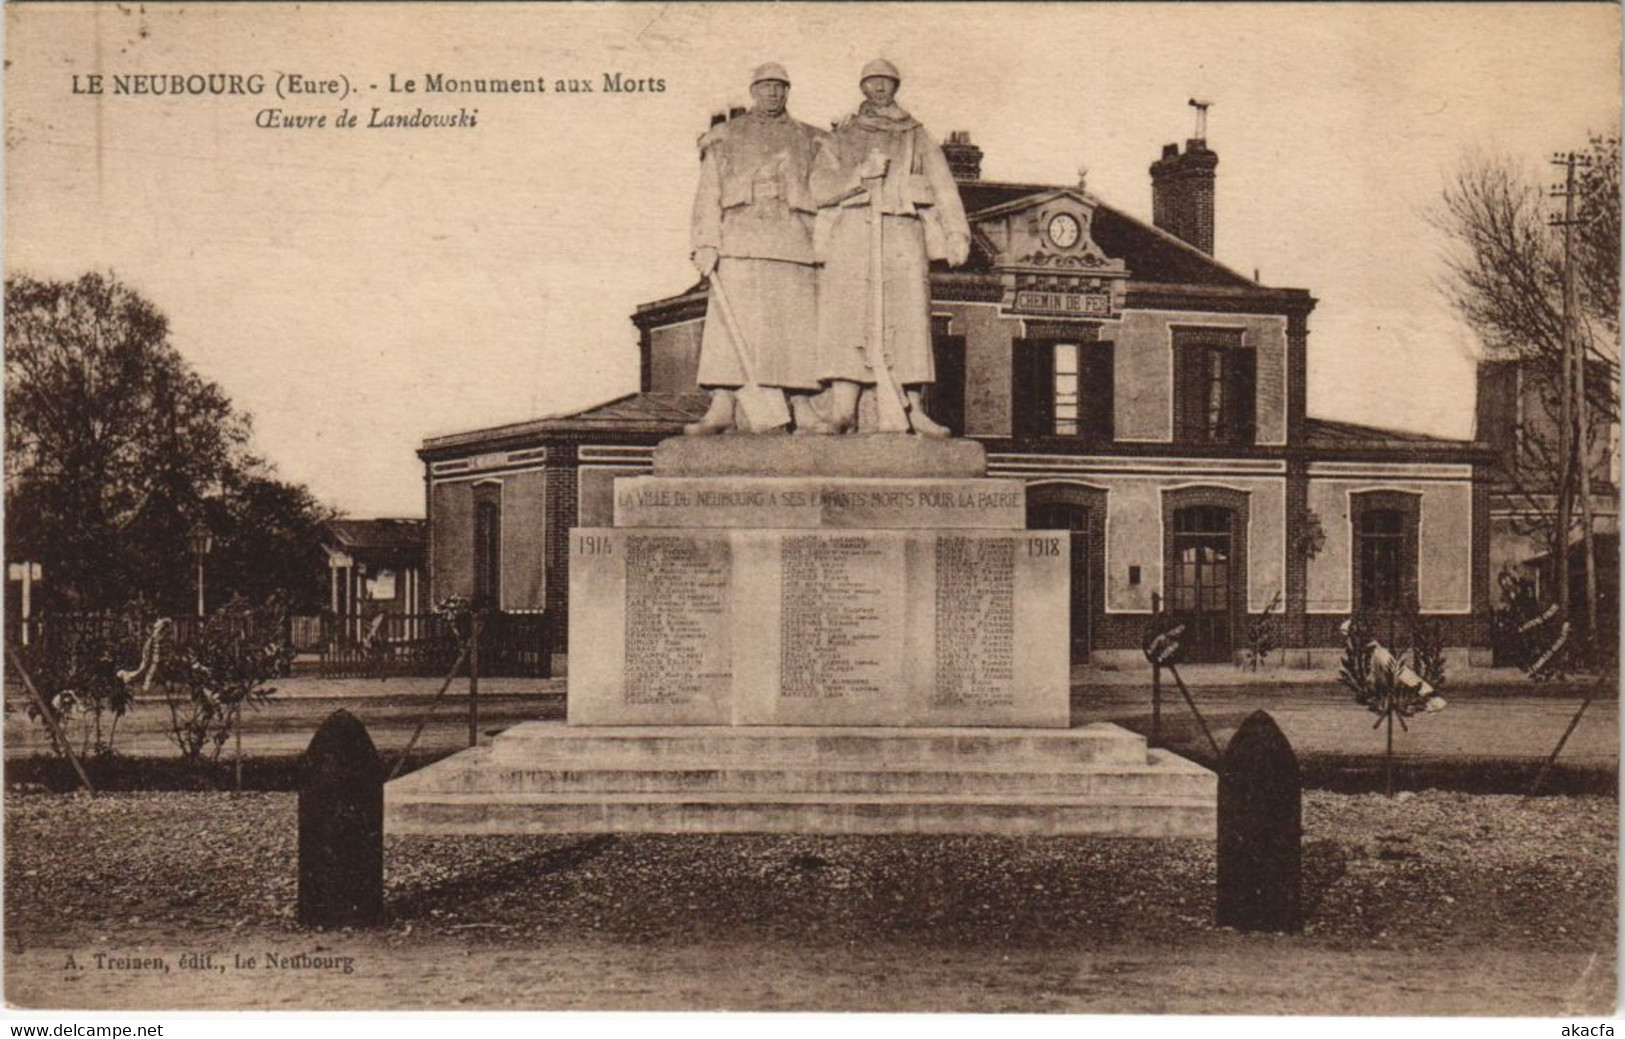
[386,722,1216,838]
[488,721,1149,768]
[387,792,1215,838]
[392,747,1212,797]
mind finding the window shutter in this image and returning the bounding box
[1227,347,1257,445]
[1082,341,1115,442]
[1174,341,1207,441]
[1475,363,1519,461]
[929,334,968,436]
[1012,338,1054,438]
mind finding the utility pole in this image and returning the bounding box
[1550,150,1599,643]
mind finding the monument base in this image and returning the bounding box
[570,526,1069,727]
[570,436,1070,727]
[385,720,1216,838]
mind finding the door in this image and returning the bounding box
[473,484,502,611]
[1028,502,1091,662]
[1169,505,1235,663]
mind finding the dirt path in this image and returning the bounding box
[4,791,1616,1014]
[6,929,1612,1014]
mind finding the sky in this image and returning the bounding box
[5,2,1620,518]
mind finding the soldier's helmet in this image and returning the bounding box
[859,58,901,84]
[750,63,791,87]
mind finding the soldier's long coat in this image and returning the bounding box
[810,104,970,386]
[690,110,824,390]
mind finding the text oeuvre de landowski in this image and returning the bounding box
[68,70,668,130]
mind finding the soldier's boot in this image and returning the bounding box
[823,380,862,434]
[791,393,840,435]
[683,389,738,436]
[906,389,952,439]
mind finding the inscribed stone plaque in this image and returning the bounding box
[612,476,1025,529]
[933,535,1018,708]
[621,534,731,706]
[569,529,732,725]
[569,526,1067,727]
[776,535,904,716]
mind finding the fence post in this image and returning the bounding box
[297,710,384,927]
[1149,592,1163,748]
[1216,710,1302,933]
[468,612,482,748]
[1151,665,1162,749]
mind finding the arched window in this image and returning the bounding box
[1161,486,1251,663]
[1351,491,1419,613]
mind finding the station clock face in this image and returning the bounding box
[1047,212,1081,249]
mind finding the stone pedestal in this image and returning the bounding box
[388,439,1215,839]
[567,437,1071,728]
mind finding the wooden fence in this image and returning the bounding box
[295,611,554,679]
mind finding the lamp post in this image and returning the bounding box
[188,522,213,618]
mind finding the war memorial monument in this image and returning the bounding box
[385,61,1216,839]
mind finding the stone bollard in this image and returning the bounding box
[298,709,385,927]
[1215,710,1302,933]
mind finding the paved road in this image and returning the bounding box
[5,673,1616,766]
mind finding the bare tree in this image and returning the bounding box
[1433,137,1619,629]
[1435,139,1618,414]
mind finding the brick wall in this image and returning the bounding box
[1150,141,1218,255]
[544,451,579,653]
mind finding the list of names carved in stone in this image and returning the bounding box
[622,535,729,705]
[779,535,888,700]
[933,536,1017,707]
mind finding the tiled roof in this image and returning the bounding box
[420,393,710,452]
[324,518,426,551]
[563,392,713,426]
[1303,418,1476,451]
[637,179,1269,318]
[957,180,1259,288]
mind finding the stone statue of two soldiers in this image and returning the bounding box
[685,60,971,438]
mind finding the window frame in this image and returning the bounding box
[1012,335,1114,442]
[1350,490,1421,614]
[1173,327,1255,446]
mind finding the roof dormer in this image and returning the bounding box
[971,189,1129,319]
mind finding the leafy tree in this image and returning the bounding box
[208,472,335,613]
[5,272,332,613]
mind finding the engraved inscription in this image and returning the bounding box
[934,536,1017,707]
[622,535,729,705]
[780,536,887,700]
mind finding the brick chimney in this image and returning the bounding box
[942,130,983,182]
[1150,138,1219,255]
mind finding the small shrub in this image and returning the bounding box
[1294,508,1327,564]
[162,594,295,765]
[17,601,167,761]
[1242,590,1282,671]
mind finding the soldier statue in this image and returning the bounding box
[809,58,971,436]
[685,63,832,435]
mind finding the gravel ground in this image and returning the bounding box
[4,790,1616,1012]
